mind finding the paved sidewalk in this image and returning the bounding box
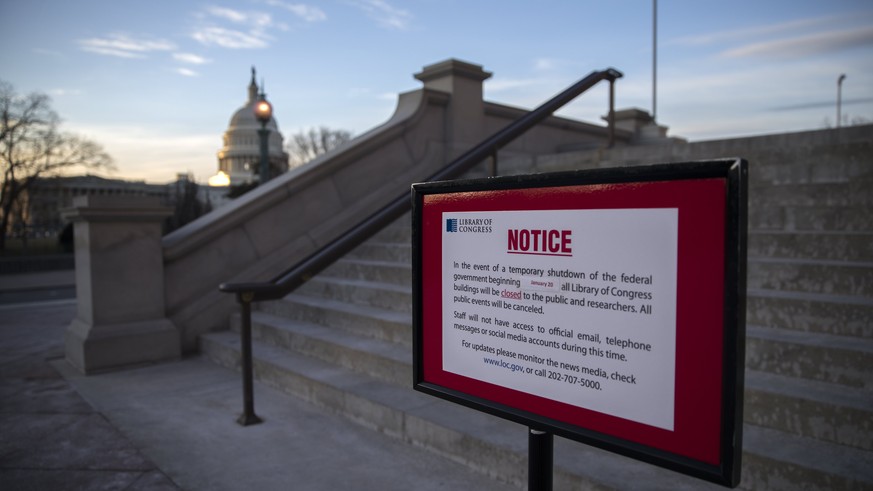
[0,270,75,304]
[0,299,516,491]
[0,300,177,490]
[0,270,75,292]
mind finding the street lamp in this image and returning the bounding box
[837,74,846,128]
[253,90,273,183]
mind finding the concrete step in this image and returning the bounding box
[750,205,873,232]
[296,276,413,313]
[371,197,868,237]
[199,331,873,491]
[287,257,873,391]
[750,182,873,207]
[321,258,411,286]
[744,369,873,451]
[751,144,873,185]
[241,306,873,453]
[747,258,873,297]
[235,310,411,386]
[309,218,873,344]
[294,277,872,342]
[354,230,873,264]
[353,227,873,266]
[313,245,873,341]
[746,324,873,389]
[300,269,872,343]
[739,424,873,491]
[347,242,412,262]
[746,288,873,338]
[297,260,873,344]
[369,223,411,244]
[258,293,411,346]
[748,231,873,262]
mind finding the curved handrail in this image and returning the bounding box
[220,68,622,302]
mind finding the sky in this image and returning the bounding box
[1,0,872,184]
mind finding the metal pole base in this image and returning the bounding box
[529,428,553,491]
[237,296,262,427]
[237,413,263,426]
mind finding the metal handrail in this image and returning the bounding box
[219,67,622,425]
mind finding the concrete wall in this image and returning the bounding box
[500,124,873,185]
[484,103,619,157]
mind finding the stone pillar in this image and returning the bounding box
[611,108,670,143]
[63,195,180,374]
[415,59,492,160]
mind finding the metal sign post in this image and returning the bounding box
[528,428,553,490]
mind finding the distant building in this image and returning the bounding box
[215,67,289,186]
[18,175,167,239]
[15,174,227,240]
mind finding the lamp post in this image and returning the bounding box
[837,74,846,128]
[254,90,273,183]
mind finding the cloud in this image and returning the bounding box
[769,97,873,112]
[486,78,541,92]
[671,16,832,47]
[177,68,199,77]
[79,33,176,58]
[264,0,327,22]
[192,2,326,50]
[173,52,211,64]
[207,6,255,24]
[193,5,281,48]
[204,6,274,30]
[192,26,270,49]
[349,0,412,30]
[722,25,873,59]
[49,88,83,97]
[534,58,560,71]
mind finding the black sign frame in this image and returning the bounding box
[411,159,747,487]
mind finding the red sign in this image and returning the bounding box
[412,160,746,487]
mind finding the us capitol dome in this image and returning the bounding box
[212,67,289,187]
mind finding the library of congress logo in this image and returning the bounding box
[445,218,492,233]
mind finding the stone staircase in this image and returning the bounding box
[200,161,873,489]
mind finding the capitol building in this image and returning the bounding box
[212,68,289,187]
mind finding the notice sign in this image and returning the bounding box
[413,160,747,487]
[443,208,678,430]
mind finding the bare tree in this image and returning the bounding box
[0,80,114,250]
[285,126,352,167]
[165,175,212,234]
